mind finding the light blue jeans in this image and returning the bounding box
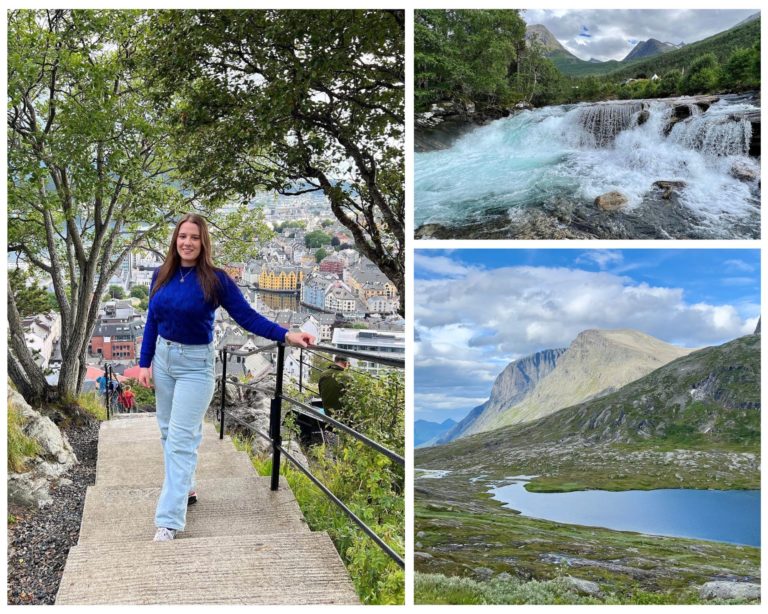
[152,336,216,531]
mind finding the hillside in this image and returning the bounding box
[607,17,760,81]
[418,333,759,473]
[466,329,693,435]
[438,348,565,443]
[527,17,759,79]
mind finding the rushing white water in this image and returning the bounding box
[415,97,760,238]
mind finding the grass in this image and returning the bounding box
[7,398,41,472]
[222,425,404,605]
[75,391,107,422]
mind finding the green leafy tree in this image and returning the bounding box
[9,269,58,317]
[415,9,525,110]
[130,285,149,299]
[305,230,333,249]
[108,285,125,299]
[141,9,405,314]
[315,247,329,263]
[683,53,721,94]
[657,70,682,97]
[7,10,271,406]
[722,45,760,90]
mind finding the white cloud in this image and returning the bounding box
[414,254,758,421]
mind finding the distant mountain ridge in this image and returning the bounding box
[415,418,457,447]
[417,333,760,470]
[437,348,566,444]
[464,329,694,436]
[623,38,679,62]
[525,17,759,77]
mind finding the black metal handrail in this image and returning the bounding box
[216,341,404,569]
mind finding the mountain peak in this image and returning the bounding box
[623,38,678,62]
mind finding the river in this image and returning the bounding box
[415,95,760,239]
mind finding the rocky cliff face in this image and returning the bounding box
[439,348,565,443]
[467,329,694,435]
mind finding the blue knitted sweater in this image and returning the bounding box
[139,267,288,368]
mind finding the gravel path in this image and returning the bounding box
[7,418,99,605]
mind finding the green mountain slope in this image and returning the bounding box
[606,18,760,81]
[418,334,759,469]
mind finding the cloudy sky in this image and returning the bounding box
[415,249,760,423]
[523,9,758,61]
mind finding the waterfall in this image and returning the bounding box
[414,95,760,238]
[670,115,753,157]
[571,102,644,147]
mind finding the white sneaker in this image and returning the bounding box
[153,527,177,542]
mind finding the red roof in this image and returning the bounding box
[85,366,127,382]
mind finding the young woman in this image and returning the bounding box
[138,213,314,542]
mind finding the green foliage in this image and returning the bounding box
[683,53,721,94]
[129,285,149,299]
[7,398,41,472]
[9,269,58,317]
[108,285,125,299]
[122,379,156,408]
[305,230,332,249]
[320,219,334,228]
[314,247,329,263]
[415,9,526,110]
[77,391,107,421]
[141,9,404,304]
[722,44,760,90]
[250,368,404,604]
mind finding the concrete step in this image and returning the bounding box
[95,449,256,487]
[55,532,359,605]
[78,477,309,543]
[96,437,245,462]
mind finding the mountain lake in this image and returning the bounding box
[489,478,760,546]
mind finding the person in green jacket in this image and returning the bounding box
[318,355,351,417]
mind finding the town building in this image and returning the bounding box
[22,312,61,369]
[331,328,404,375]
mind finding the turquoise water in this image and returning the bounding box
[415,98,760,238]
[489,480,760,546]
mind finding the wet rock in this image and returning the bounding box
[562,576,603,597]
[595,191,629,211]
[636,109,651,126]
[652,180,687,200]
[699,581,760,601]
[513,101,534,111]
[730,162,759,183]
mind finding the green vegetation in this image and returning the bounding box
[122,379,156,409]
[8,398,41,472]
[314,247,329,263]
[76,391,107,422]
[415,10,760,112]
[129,285,149,299]
[221,369,404,604]
[304,230,333,249]
[414,475,760,604]
[8,269,58,317]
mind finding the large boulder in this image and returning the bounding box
[595,191,629,211]
[730,161,759,183]
[7,389,78,509]
[562,576,603,597]
[699,581,760,601]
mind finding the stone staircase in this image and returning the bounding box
[55,413,358,605]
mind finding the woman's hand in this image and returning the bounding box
[138,367,153,388]
[285,331,315,348]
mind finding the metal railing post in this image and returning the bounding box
[105,364,111,420]
[270,343,286,491]
[299,348,304,394]
[219,349,228,440]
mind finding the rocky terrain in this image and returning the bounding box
[438,348,565,444]
[465,329,693,436]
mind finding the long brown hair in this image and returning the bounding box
[150,213,223,304]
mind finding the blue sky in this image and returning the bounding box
[415,249,760,423]
[523,9,757,61]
